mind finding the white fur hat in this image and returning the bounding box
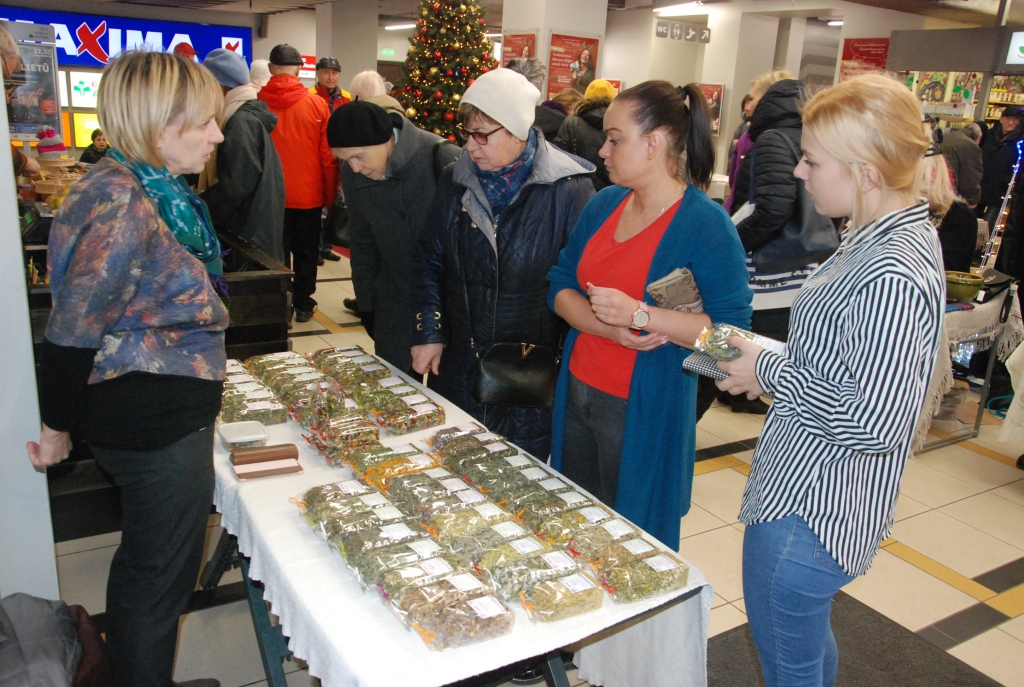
[461,68,539,141]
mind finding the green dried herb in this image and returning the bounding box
[378,553,472,600]
[523,571,604,622]
[568,518,638,559]
[336,517,433,560]
[427,502,513,543]
[602,552,690,602]
[487,550,583,601]
[534,506,615,545]
[347,537,445,587]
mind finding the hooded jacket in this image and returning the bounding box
[554,97,611,191]
[980,120,1024,208]
[199,100,286,263]
[734,79,806,252]
[259,74,339,210]
[342,115,460,371]
[412,133,595,458]
[534,104,566,142]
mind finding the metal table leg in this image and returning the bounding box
[240,555,292,687]
[541,650,572,687]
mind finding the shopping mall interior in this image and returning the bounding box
[3,0,1024,686]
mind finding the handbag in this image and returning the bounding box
[749,130,840,273]
[458,241,560,408]
[325,197,350,248]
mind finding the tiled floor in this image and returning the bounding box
[52,255,1024,687]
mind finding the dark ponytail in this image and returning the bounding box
[615,80,716,190]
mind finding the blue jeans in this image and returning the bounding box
[743,514,855,687]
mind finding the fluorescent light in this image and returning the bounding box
[485,33,502,38]
[385,23,416,30]
[827,19,843,26]
[654,1,702,14]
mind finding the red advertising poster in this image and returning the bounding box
[697,83,724,134]
[838,38,890,82]
[547,33,599,99]
[605,79,622,94]
[299,55,316,80]
[501,33,538,66]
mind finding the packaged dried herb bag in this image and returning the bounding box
[602,552,690,602]
[488,550,583,601]
[410,594,515,651]
[522,571,604,622]
[394,570,493,624]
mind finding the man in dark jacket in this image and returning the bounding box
[941,122,983,206]
[554,94,611,191]
[980,106,1024,229]
[329,101,459,372]
[507,57,565,141]
[200,49,285,263]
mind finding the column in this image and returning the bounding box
[316,0,378,89]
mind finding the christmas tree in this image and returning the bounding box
[394,0,500,140]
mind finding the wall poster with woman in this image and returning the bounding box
[547,33,599,99]
[501,32,537,67]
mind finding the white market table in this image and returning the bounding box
[210,364,714,687]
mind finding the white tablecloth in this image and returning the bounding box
[213,367,713,687]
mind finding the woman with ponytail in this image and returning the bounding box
[546,81,752,546]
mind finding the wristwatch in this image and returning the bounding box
[629,301,650,330]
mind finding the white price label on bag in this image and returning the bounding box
[483,442,509,453]
[600,519,634,538]
[644,555,679,572]
[446,573,484,592]
[226,374,255,384]
[503,455,531,467]
[243,390,274,400]
[337,479,368,495]
[491,521,526,538]
[359,493,390,507]
[440,478,469,493]
[520,467,548,481]
[539,477,567,491]
[390,444,415,454]
[285,366,316,375]
[425,468,452,479]
[375,506,405,521]
[622,539,655,555]
[578,507,609,524]
[360,364,385,373]
[559,573,596,593]
[557,492,588,506]
[349,355,376,364]
[408,539,442,557]
[456,489,486,504]
[411,403,438,416]
[401,394,430,406]
[245,401,276,410]
[509,537,544,555]
[407,454,433,466]
[472,503,504,519]
[468,595,506,619]
[390,386,416,395]
[378,376,403,387]
[380,522,415,540]
[343,398,358,409]
[541,551,576,570]
[418,557,454,576]
[234,382,263,393]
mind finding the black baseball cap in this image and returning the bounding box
[269,44,303,66]
[1001,105,1024,118]
[317,57,341,72]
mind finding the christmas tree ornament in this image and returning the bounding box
[429,66,439,75]
[472,57,479,65]
[440,27,447,35]
[406,107,418,118]
[433,2,441,10]
[433,50,442,59]
[453,42,462,50]
[433,127,443,135]
[480,66,489,73]
[452,93,461,102]
[422,8,429,15]
[446,69,454,76]
[443,111,455,122]
[459,3,466,10]
[434,90,444,100]
[414,89,423,97]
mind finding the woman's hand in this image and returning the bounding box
[27,424,72,469]
[716,337,766,399]
[587,283,642,327]
[609,327,670,351]
[411,343,444,375]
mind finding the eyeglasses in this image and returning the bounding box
[456,124,505,145]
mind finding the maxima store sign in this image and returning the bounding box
[0,7,252,67]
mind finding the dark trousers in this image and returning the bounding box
[283,207,321,312]
[89,426,216,687]
[559,373,628,507]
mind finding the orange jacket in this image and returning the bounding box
[258,74,338,210]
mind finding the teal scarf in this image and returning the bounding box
[108,148,223,275]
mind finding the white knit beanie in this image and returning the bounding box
[461,69,539,141]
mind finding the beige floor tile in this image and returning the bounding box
[679,504,729,540]
[891,510,1024,578]
[288,335,330,355]
[914,443,1024,489]
[317,307,362,326]
[320,331,376,355]
[941,492,1024,549]
[732,522,746,533]
[55,531,121,556]
[893,492,931,521]
[970,423,1024,460]
[897,459,985,508]
[317,259,351,280]
[288,315,327,334]
[708,603,747,638]
[56,545,116,614]
[313,282,352,311]
[696,427,724,450]
[1002,614,1024,643]
[842,549,977,631]
[697,407,765,444]
[993,479,1024,508]
[677,526,745,601]
[173,601,266,687]
[711,593,728,609]
[690,468,747,524]
[733,449,756,464]
[949,627,1024,687]
[732,598,746,614]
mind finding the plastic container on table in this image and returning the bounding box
[218,421,270,449]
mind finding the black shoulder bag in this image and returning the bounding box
[750,129,840,273]
[458,231,559,408]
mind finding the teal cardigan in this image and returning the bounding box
[546,184,752,547]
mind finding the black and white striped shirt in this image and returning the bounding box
[739,203,945,576]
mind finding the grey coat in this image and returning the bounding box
[343,115,460,371]
[940,129,983,206]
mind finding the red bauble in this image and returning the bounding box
[443,111,455,121]
[414,89,423,98]
[432,2,440,10]
[423,110,431,117]
[480,66,490,73]
[420,26,427,34]
[460,67,468,75]
[434,90,444,100]
[477,18,484,24]
[446,69,453,76]
[446,134,456,142]
[433,50,442,59]
[467,78,475,86]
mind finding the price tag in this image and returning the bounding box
[456,489,486,504]
[600,519,634,538]
[390,444,415,454]
[440,478,469,493]
[483,442,509,453]
[244,390,274,400]
[622,539,655,555]
[424,468,451,479]
[557,492,588,506]
[418,557,454,576]
[401,394,430,406]
[390,386,416,395]
[644,555,679,572]
[559,573,596,593]
[504,455,531,467]
[268,352,300,359]
[474,432,500,442]
[520,467,548,481]
[292,372,322,382]
[361,364,385,373]
[446,573,484,592]
[359,493,390,507]
[412,403,438,416]
[491,521,526,538]
[245,401,276,410]
[472,503,504,519]
[578,507,609,524]
[226,374,255,384]
[380,522,414,540]
[343,398,358,409]
[378,376,403,388]
[407,454,433,466]
[375,506,405,521]
[234,382,263,393]
[285,366,316,375]
[457,423,482,433]
[349,355,376,364]
[408,539,442,557]
[337,479,368,495]
[540,551,576,570]
[539,477,567,492]
[509,537,544,555]
[468,595,506,619]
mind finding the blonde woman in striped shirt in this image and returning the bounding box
[717,74,945,687]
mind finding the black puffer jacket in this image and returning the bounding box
[981,121,1024,208]
[734,79,805,253]
[412,135,595,459]
[554,98,611,191]
[534,105,566,142]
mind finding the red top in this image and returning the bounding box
[570,194,680,398]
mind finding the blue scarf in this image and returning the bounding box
[108,148,223,276]
[475,128,538,218]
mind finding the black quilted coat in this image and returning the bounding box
[412,135,595,459]
[733,79,805,253]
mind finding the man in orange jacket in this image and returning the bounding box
[258,44,339,322]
